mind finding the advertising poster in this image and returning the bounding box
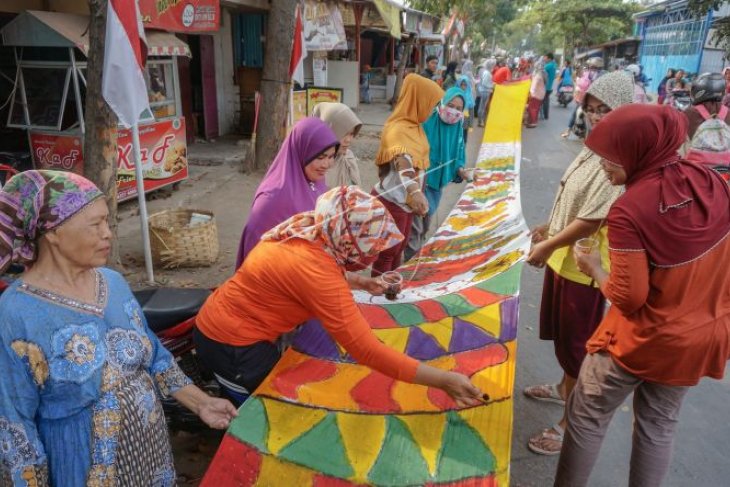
[306,87,343,115]
[291,90,308,125]
[30,131,84,174]
[116,118,189,201]
[139,0,219,32]
[303,0,347,51]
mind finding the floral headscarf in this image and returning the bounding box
[262,186,403,268]
[0,170,103,272]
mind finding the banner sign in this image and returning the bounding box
[30,118,188,202]
[139,0,219,32]
[30,132,84,175]
[303,0,347,51]
[116,118,188,201]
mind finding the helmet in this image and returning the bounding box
[691,72,726,104]
[587,57,604,69]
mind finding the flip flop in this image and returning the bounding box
[527,423,565,456]
[523,383,566,405]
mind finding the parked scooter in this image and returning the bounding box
[557,85,574,107]
[668,89,692,111]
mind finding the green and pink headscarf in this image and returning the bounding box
[0,170,103,272]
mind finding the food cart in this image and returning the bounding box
[0,10,190,201]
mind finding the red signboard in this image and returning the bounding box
[139,0,219,32]
[116,118,188,201]
[29,132,85,174]
[30,118,188,202]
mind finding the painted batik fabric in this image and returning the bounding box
[0,267,192,487]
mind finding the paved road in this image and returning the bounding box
[454,100,730,487]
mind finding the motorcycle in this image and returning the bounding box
[667,90,692,111]
[557,85,574,107]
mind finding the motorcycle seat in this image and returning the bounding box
[133,288,212,333]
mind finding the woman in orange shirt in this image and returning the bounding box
[194,186,483,407]
[557,104,730,486]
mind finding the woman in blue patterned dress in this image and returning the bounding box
[0,171,237,486]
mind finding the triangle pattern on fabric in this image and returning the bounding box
[397,413,448,476]
[336,413,387,482]
[263,398,328,455]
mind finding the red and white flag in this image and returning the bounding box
[102,0,150,128]
[289,4,307,86]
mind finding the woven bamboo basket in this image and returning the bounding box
[148,209,219,269]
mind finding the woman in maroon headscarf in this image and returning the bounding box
[556,104,730,486]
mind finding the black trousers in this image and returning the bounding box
[542,90,552,119]
[193,327,281,394]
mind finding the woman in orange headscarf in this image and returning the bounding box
[371,74,444,275]
[556,104,730,486]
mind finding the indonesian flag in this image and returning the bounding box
[102,0,150,128]
[289,4,307,86]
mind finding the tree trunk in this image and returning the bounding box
[85,0,121,267]
[390,37,416,107]
[254,0,298,170]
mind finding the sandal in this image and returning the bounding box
[523,383,565,405]
[528,424,564,456]
[560,130,570,138]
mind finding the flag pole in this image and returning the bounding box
[132,123,155,284]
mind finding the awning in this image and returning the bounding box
[1,10,191,57]
[372,0,402,39]
[575,48,603,61]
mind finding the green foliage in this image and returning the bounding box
[502,0,640,55]
[688,0,730,55]
[408,0,522,56]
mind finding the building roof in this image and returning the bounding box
[0,10,191,57]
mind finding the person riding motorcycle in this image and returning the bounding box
[685,72,730,138]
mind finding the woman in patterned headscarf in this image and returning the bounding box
[0,170,236,486]
[195,186,483,407]
[523,71,636,456]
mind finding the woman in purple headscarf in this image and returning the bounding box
[235,117,340,267]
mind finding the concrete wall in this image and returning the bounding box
[214,8,240,136]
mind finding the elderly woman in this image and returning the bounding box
[0,171,236,486]
[557,104,730,486]
[524,71,635,456]
[372,74,443,275]
[236,117,339,267]
[195,186,484,406]
[312,102,364,187]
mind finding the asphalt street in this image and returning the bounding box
[454,100,730,487]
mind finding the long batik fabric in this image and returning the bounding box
[201,81,532,486]
[0,268,192,486]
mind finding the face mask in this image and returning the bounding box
[438,105,463,124]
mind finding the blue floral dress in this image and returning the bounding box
[0,268,192,486]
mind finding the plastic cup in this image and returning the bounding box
[381,271,403,301]
[575,237,598,254]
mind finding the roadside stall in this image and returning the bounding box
[0,10,190,201]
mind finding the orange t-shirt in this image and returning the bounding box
[493,66,512,84]
[587,237,730,386]
[196,239,419,382]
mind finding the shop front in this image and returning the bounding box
[0,10,191,201]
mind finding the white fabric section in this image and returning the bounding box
[102,3,150,128]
